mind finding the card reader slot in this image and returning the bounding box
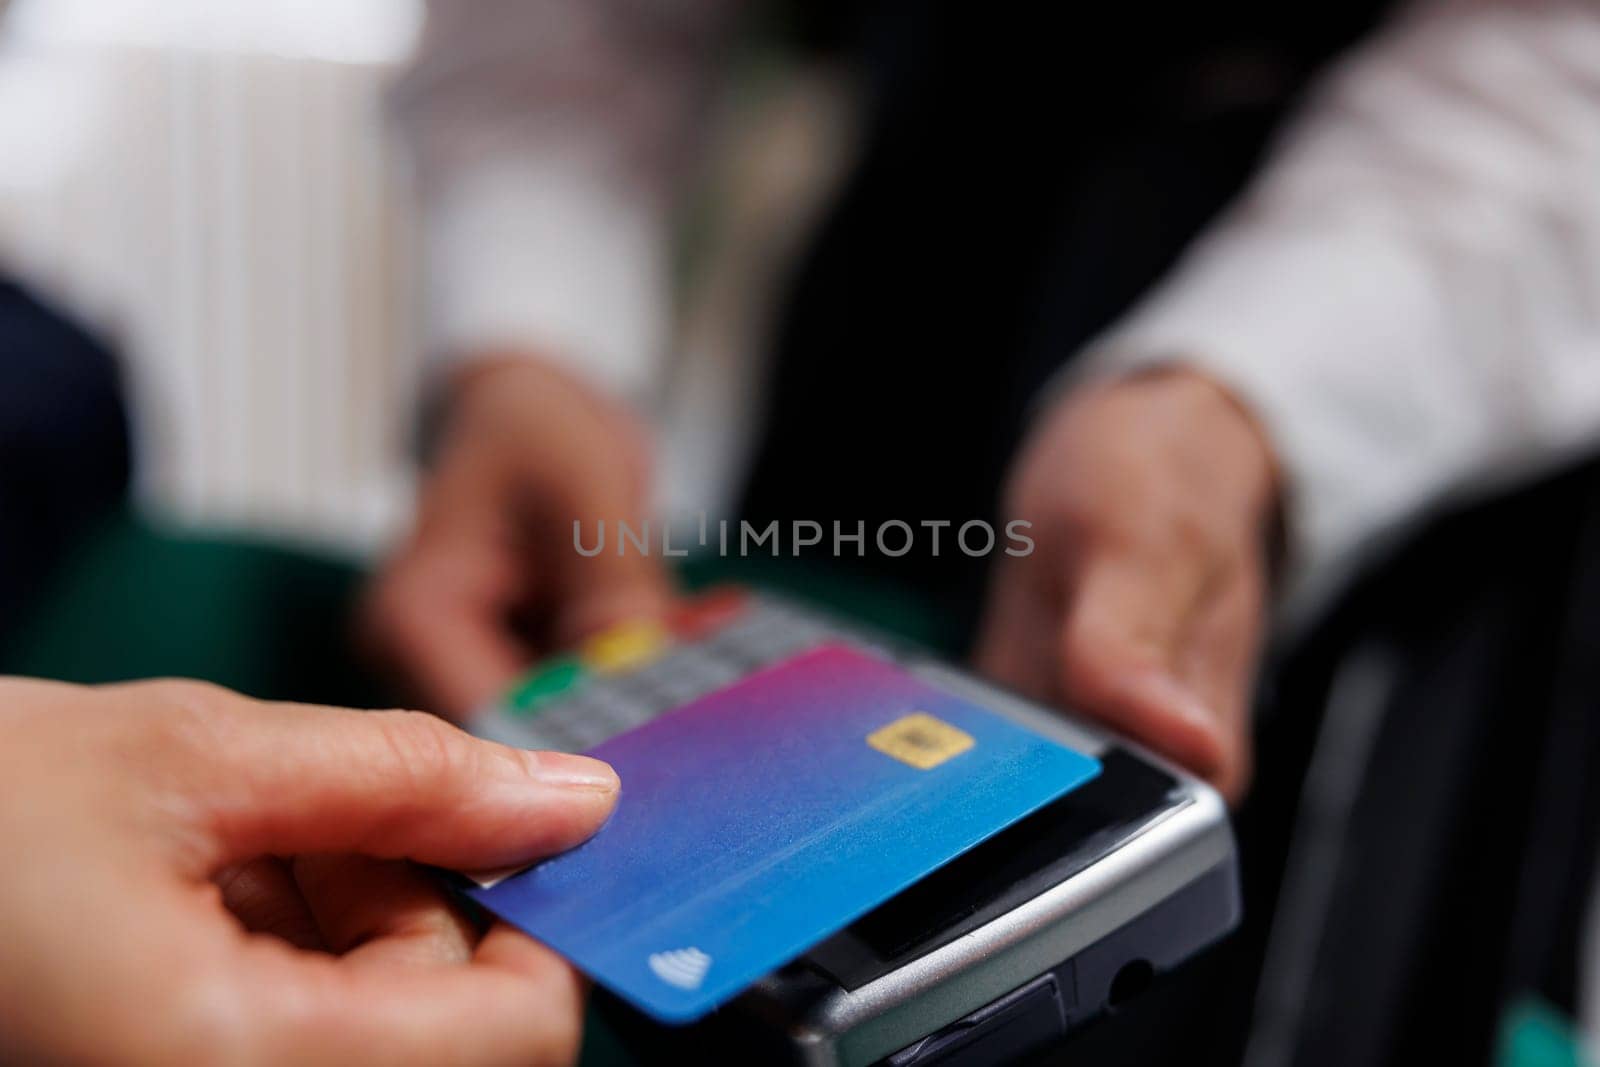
[803,749,1182,990]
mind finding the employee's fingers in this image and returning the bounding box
[142,690,618,874]
[366,538,532,721]
[1054,552,1229,783]
[234,926,586,1067]
[363,450,535,720]
[1168,560,1265,802]
[552,548,673,650]
[973,560,1060,702]
[292,855,478,967]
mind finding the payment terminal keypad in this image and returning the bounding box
[470,589,844,753]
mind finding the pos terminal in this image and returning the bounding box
[463,590,1239,1066]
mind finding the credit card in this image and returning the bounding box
[465,644,1101,1023]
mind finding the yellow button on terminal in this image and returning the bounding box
[581,620,671,674]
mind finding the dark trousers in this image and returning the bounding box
[1047,457,1600,1067]
[0,280,130,651]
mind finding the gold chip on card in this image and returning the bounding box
[867,712,976,770]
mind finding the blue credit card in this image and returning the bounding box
[466,644,1101,1023]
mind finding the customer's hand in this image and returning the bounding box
[362,356,672,720]
[0,676,619,1065]
[976,368,1280,803]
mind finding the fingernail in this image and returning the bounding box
[525,751,621,793]
[1133,673,1219,732]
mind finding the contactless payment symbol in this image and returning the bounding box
[867,712,976,770]
[649,947,712,990]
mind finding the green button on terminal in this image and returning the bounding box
[507,657,585,717]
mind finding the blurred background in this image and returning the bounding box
[0,0,427,550]
[0,0,844,553]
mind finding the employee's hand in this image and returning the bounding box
[362,356,672,720]
[976,368,1280,803]
[0,676,619,1065]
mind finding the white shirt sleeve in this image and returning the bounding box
[1083,0,1600,612]
[394,0,737,405]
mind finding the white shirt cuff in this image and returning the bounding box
[422,151,669,406]
[1079,217,1460,616]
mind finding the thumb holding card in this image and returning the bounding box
[0,676,615,1066]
